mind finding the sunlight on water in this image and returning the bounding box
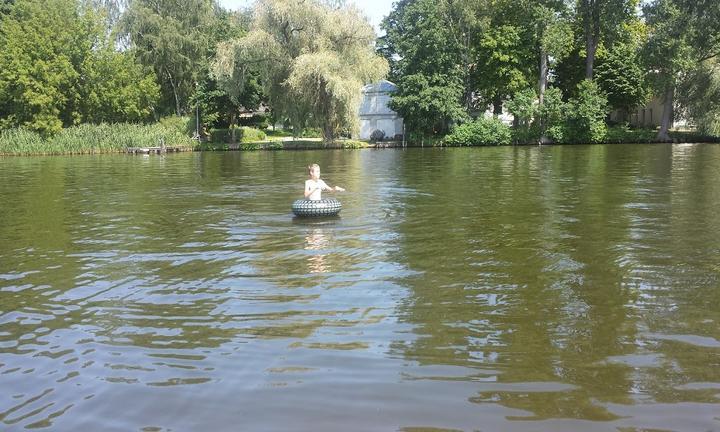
[1,145,720,431]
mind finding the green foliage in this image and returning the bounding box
[540,9,574,61]
[539,87,569,141]
[78,48,161,124]
[507,89,538,126]
[507,88,540,143]
[605,125,658,142]
[565,80,610,143]
[0,0,14,16]
[388,73,467,137]
[0,0,159,136]
[189,7,262,131]
[444,117,512,146]
[577,0,637,78]
[379,0,474,87]
[595,42,650,113]
[121,0,217,116]
[0,118,193,155]
[301,128,323,138]
[212,0,388,144]
[678,59,720,136]
[209,126,267,143]
[240,127,267,143]
[474,24,533,107]
[379,0,477,137]
[642,0,696,91]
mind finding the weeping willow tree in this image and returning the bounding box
[212,0,388,143]
[678,59,720,136]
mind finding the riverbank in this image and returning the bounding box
[1,124,718,156]
[0,119,194,156]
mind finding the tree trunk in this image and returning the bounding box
[657,84,674,142]
[538,49,548,105]
[230,112,237,143]
[323,123,334,146]
[167,71,181,116]
[585,34,597,79]
[493,96,503,117]
[582,0,599,80]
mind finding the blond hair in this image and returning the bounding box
[307,163,320,176]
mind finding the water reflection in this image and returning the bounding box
[1,147,720,431]
[293,217,339,274]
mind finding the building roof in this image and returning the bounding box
[362,80,397,94]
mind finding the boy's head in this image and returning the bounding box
[308,163,320,179]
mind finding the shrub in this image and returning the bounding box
[605,125,657,143]
[565,80,609,143]
[240,127,266,142]
[546,125,567,143]
[210,126,266,143]
[369,129,385,142]
[301,127,323,138]
[539,87,568,140]
[0,118,193,155]
[507,88,541,144]
[444,117,512,146]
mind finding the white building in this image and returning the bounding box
[358,80,404,140]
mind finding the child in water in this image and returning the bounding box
[305,163,345,200]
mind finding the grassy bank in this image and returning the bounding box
[0,117,194,156]
[3,121,718,157]
[196,139,369,151]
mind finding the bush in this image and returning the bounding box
[210,126,266,143]
[301,127,323,138]
[444,117,512,146]
[605,125,657,143]
[565,80,609,143]
[240,127,266,142]
[507,88,541,144]
[0,117,194,155]
[546,125,567,143]
[369,129,385,142]
[539,87,568,141]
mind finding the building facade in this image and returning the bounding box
[358,80,404,140]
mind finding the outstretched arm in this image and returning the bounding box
[321,180,344,192]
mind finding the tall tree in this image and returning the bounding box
[192,7,262,133]
[379,0,480,135]
[677,58,720,136]
[595,41,649,119]
[532,2,573,105]
[121,0,217,116]
[643,0,696,140]
[644,0,720,140]
[0,0,158,135]
[213,0,387,143]
[577,0,635,79]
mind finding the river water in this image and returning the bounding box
[1,144,720,431]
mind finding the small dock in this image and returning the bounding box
[126,146,186,154]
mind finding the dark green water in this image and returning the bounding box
[1,145,720,431]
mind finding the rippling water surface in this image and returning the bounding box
[1,145,720,431]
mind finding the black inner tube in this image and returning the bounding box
[292,198,342,217]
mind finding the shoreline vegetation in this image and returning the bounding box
[2,0,719,157]
[1,119,718,157]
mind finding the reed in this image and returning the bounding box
[0,117,194,156]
